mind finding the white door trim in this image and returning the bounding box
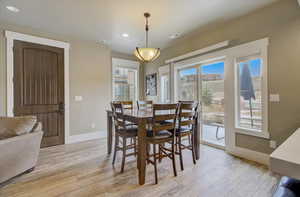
[5,31,71,144]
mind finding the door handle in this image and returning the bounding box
[58,102,65,114]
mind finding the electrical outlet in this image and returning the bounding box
[91,123,96,129]
[270,140,277,149]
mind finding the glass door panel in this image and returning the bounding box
[178,67,198,101]
[200,62,225,147]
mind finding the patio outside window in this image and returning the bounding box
[236,55,263,131]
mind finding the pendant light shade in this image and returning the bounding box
[134,13,160,62]
[134,47,160,62]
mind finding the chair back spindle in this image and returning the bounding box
[137,100,153,110]
[152,104,179,137]
[111,102,126,131]
[178,102,199,132]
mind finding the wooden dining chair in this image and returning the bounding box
[137,100,153,110]
[120,101,133,110]
[111,102,138,173]
[146,104,179,184]
[176,101,199,171]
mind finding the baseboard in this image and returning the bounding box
[226,147,270,166]
[66,131,107,144]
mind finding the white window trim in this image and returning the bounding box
[232,39,269,139]
[158,65,170,103]
[111,58,140,101]
[5,31,71,143]
[172,38,270,141]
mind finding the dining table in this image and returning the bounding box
[106,107,201,185]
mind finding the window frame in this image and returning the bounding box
[232,40,269,139]
[111,58,140,101]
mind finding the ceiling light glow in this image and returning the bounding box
[169,33,181,39]
[122,33,129,38]
[6,6,20,13]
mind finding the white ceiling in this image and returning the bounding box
[0,0,279,54]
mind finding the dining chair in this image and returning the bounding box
[111,102,138,173]
[146,103,179,184]
[118,101,136,126]
[137,100,153,110]
[176,101,199,171]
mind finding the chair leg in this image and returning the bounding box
[112,134,119,165]
[153,144,158,184]
[178,135,184,171]
[191,134,196,165]
[158,144,162,163]
[121,137,127,173]
[171,139,177,177]
[133,137,137,157]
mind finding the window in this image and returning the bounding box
[236,55,263,132]
[178,67,198,101]
[160,74,170,103]
[112,58,139,101]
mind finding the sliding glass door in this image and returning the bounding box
[176,60,225,148]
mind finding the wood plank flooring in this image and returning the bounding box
[0,139,279,197]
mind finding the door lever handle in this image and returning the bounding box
[59,102,65,114]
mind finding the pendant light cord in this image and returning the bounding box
[145,13,149,48]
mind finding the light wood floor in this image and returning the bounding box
[0,139,279,197]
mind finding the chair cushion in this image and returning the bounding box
[0,116,37,140]
[117,125,138,137]
[125,125,138,132]
[147,130,172,139]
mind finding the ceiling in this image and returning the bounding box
[0,0,279,54]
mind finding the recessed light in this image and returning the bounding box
[122,33,129,38]
[169,33,181,39]
[6,6,20,13]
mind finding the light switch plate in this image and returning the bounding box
[75,96,83,101]
[270,94,280,102]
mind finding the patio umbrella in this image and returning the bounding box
[240,63,255,127]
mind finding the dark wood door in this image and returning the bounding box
[13,40,65,147]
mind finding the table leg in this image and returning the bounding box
[137,118,147,185]
[194,113,200,160]
[107,112,113,155]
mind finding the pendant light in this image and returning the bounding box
[134,13,160,62]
